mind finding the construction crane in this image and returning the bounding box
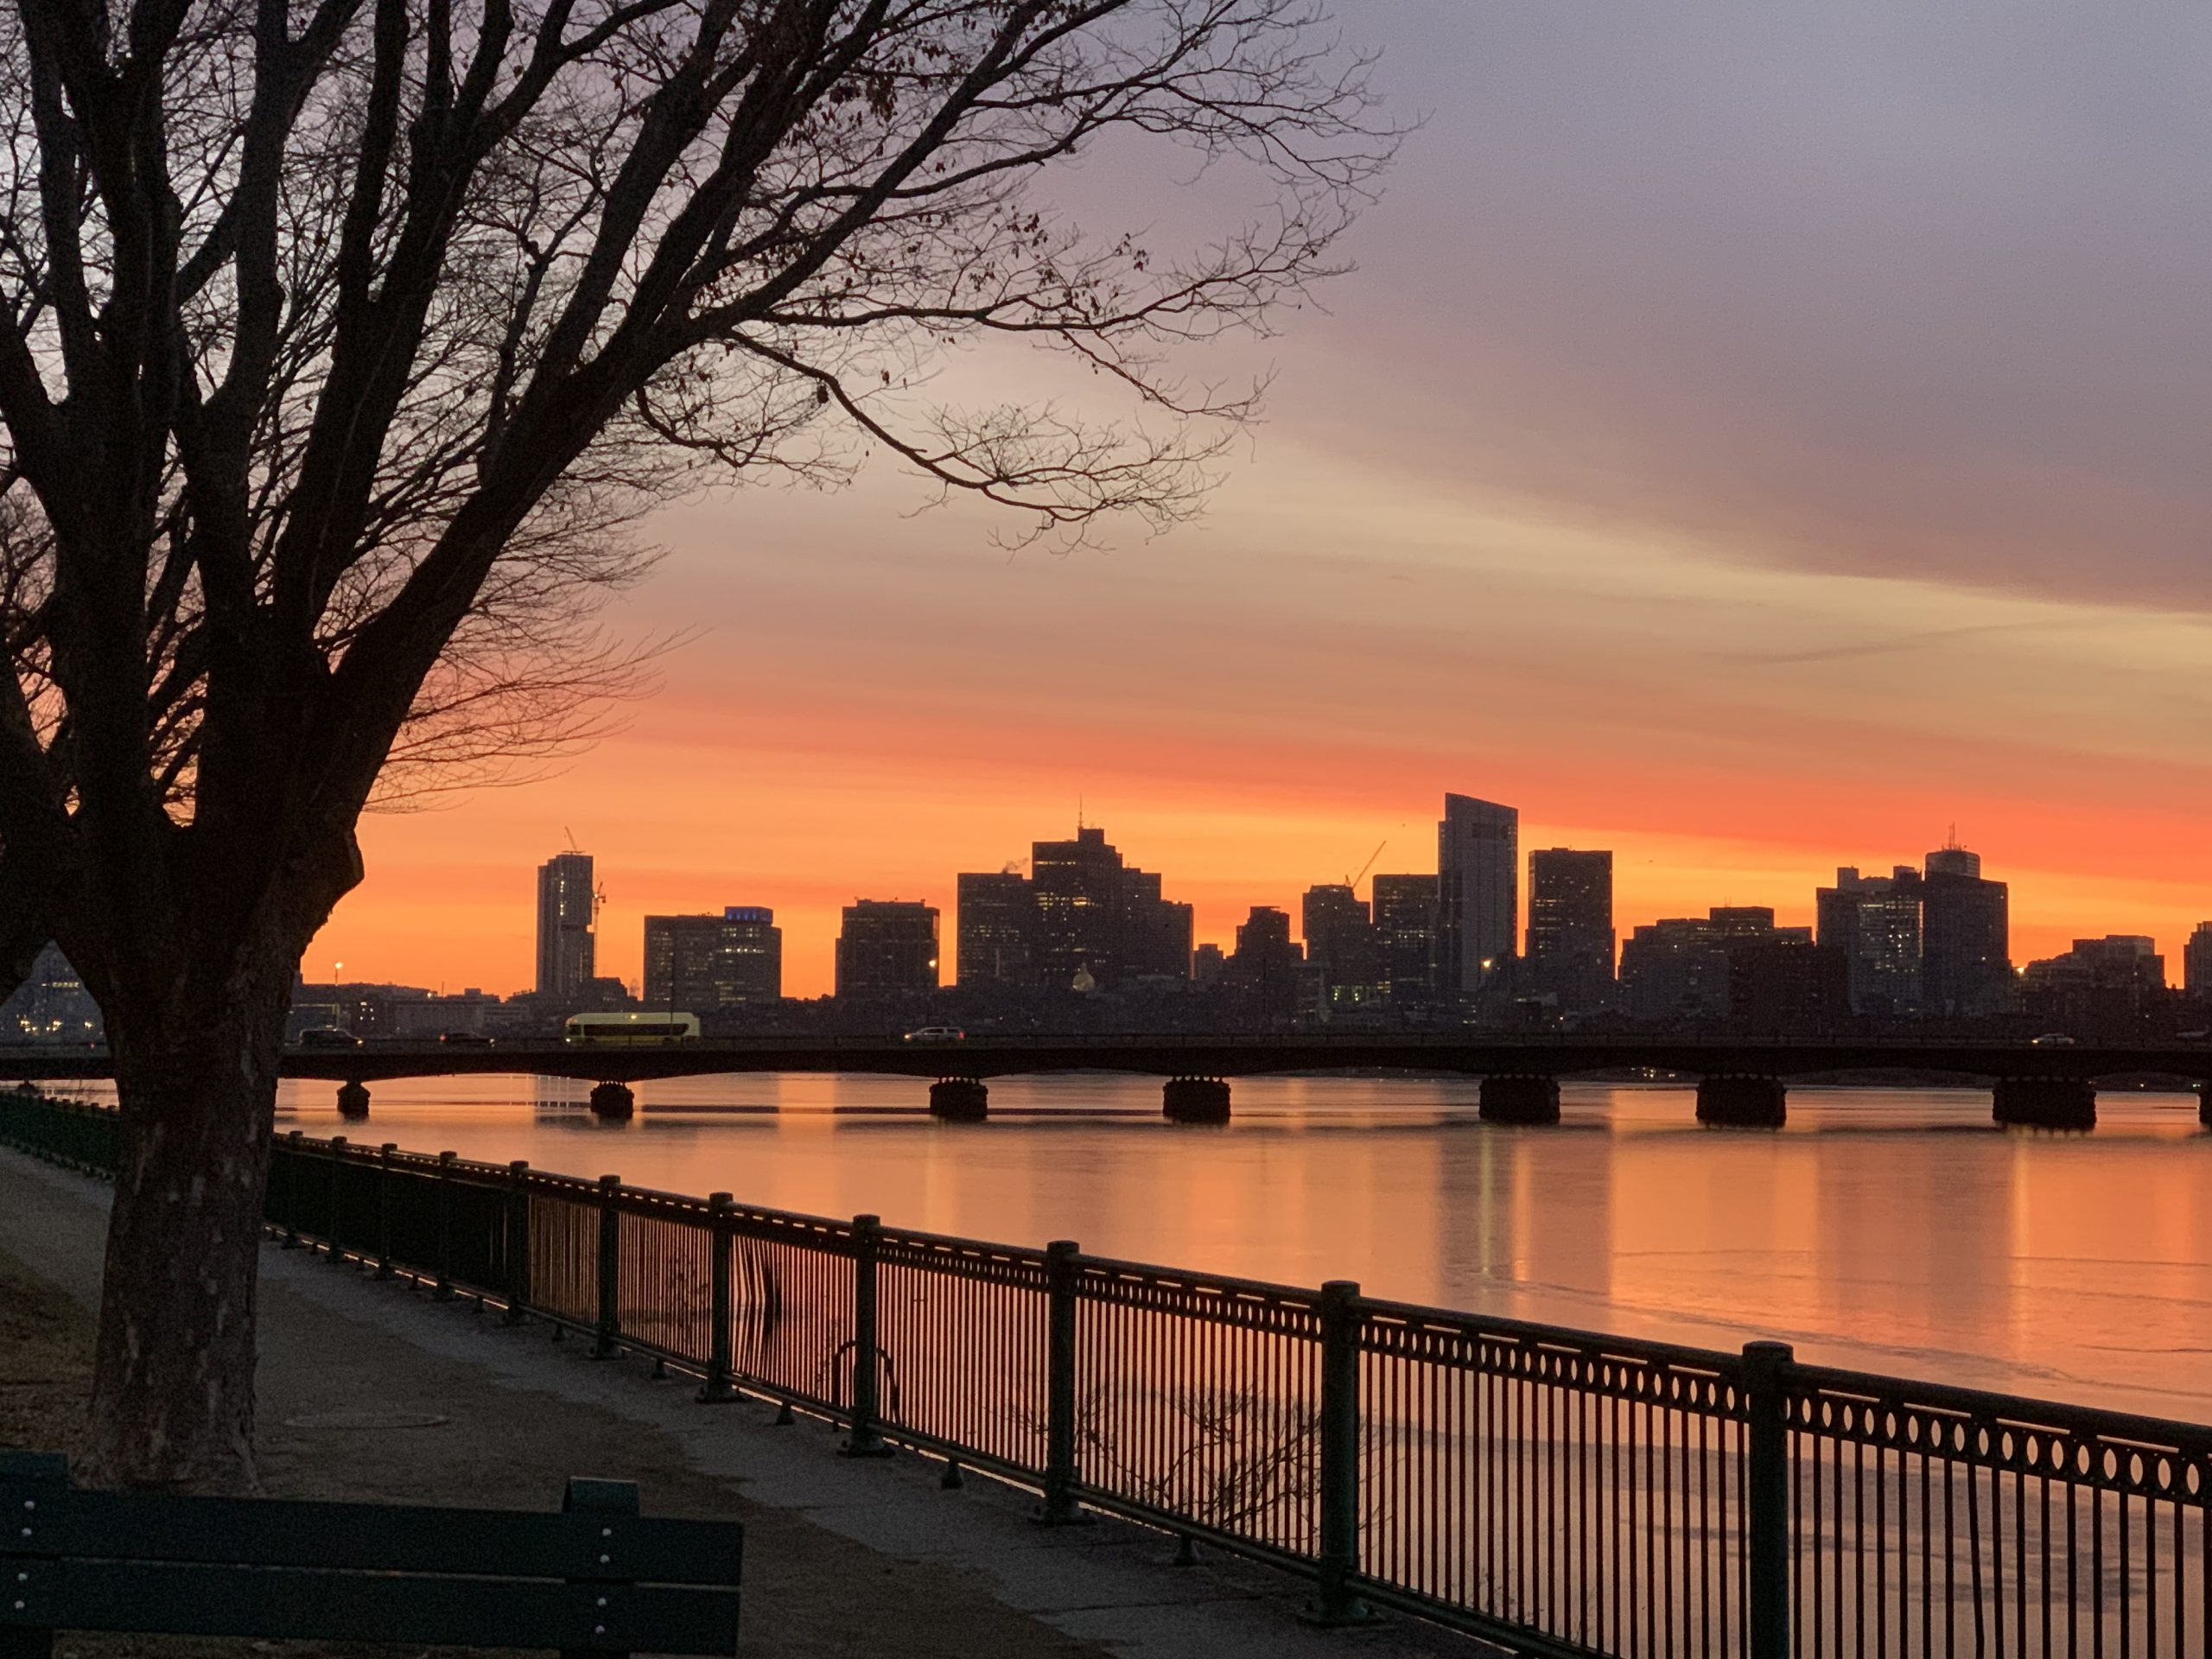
[1346,840,1387,892]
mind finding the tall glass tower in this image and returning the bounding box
[1437,793,1517,1001]
[535,851,597,1001]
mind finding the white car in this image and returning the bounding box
[902,1026,967,1044]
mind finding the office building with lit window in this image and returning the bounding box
[642,907,782,1010]
[1526,849,1615,1014]
[1920,845,2012,1018]
[1816,866,1923,1015]
[1371,874,1439,1007]
[835,900,940,997]
[1437,794,1517,1002]
[968,824,1192,992]
[1301,884,1382,1010]
[956,871,1038,989]
[2188,923,2212,1003]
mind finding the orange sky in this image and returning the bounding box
[314,463,2212,998]
[310,8,2212,997]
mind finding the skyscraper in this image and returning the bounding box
[835,900,940,997]
[1224,906,1302,1021]
[1119,867,1196,982]
[1437,794,1517,1002]
[1030,826,1123,988]
[2187,923,2212,1002]
[1526,849,1615,1013]
[1301,883,1382,1009]
[1618,906,1818,1025]
[1011,823,1190,990]
[956,871,1039,989]
[1370,873,1438,1007]
[1920,845,2011,1018]
[1815,866,1923,1015]
[642,908,782,1010]
[535,852,596,1001]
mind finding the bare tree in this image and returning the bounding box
[0,0,1389,1490]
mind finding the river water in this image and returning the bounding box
[48,1074,2212,1422]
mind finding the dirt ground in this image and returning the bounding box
[0,1244,89,1456]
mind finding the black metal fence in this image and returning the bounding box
[5,1088,2207,1657]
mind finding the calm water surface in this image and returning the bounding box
[56,1075,2212,1421]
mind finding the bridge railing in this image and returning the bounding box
[6,1088,2209,1657]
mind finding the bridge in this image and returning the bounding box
[6,1033,2208,1128]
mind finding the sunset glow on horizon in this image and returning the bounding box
[313,3,2212,999]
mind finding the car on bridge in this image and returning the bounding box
[902,1026,966,1044]
[297,1027,362,1050]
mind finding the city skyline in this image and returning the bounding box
[311,798,2203,1004]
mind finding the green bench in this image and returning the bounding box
[1,1453,741,1659]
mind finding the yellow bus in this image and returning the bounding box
[561,1011,701,1046]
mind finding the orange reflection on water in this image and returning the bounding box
[213,1075,2212,1421]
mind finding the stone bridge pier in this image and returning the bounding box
[1163,1077,1231,1124]
[336,1080,371,1121]
[1478,1075,1560,1125]
[928,1078,989,1121]
[1696,1075,1787,1128]
[588,1082,636,1120]
[1993,1077,2096,1130]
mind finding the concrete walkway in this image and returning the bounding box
[0,1148,1489,1659]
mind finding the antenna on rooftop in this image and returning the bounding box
[564,825,580,853]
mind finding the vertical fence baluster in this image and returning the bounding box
[699,1192,734,1402]
[374,1142,397,1280]
[1745,1340,1796,1659]
[502,1160,531,1323]
[281,1129,304,1249]
[326,1135,346,1262]
[1042,1238,1083,1522]
[1313,1278,1370,1625]
[432,1150,456,1301]
[843,1214,891,1457]
[594,1173,621,1358]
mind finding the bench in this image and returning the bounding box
[0,1452,741,1659]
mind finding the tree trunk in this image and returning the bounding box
[85,955,292,1492]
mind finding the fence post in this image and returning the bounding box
[1744,1340,1796,1659]
[281,1130,305,1249]
[1041,1239,1084,1523]
[593,1173,622,1358]
[842,1214,892,1457]
[432,1151,457,1301]
[1312,1279,1369,1626]
[699,1193,734,1402]
[374,1143,397,1280]
[326,1135,347,1262]
[502,1160,531,1323]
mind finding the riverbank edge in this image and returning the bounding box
[0,1144,1489,1659]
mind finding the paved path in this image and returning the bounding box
[0,1147,1487,1659]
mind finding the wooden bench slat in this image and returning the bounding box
[3,1560,741,1655]
[0,1485,743,1586]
